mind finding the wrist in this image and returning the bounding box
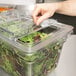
[55,2,63,13]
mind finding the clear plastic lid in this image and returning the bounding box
[0,9,20,21]
[0,17,35,38]
[0,15,73,53]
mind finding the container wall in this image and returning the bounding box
[0,35,65,76]
[0,37,26,76]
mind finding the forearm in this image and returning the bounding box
[56,0,76,16]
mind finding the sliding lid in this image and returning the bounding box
[0,9,35,39]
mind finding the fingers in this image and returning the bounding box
[36,13,51,25]
[32,4,55,25]
[32,4,41,24]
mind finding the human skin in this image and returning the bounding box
[32,0,76,25]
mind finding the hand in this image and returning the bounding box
[32,3,59,25]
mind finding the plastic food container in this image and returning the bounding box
[0,9,73,76]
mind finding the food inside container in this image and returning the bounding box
[18,26,58,45]
[0,34,64,76]
[0,6,73,76]
[0,7,12,12]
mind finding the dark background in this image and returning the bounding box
[52,13,76,34]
